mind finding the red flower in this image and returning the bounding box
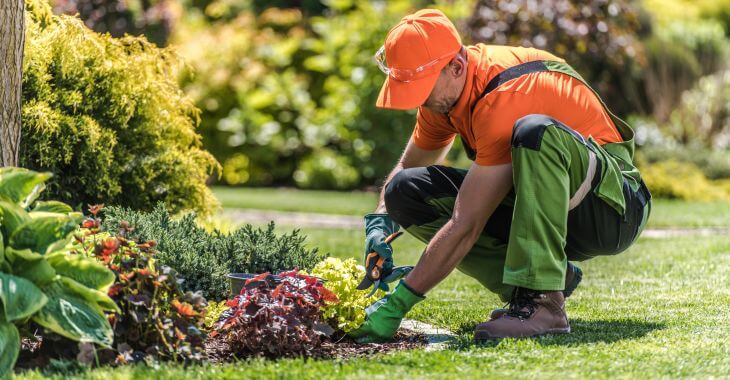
[226,299,239,308]
[119,271,135,282]
[108,284,123,297]
[319,286,339,304]
[172,299,197,317]
[174,327,186,341]
[88,204,104,216]
[102,237,119,250]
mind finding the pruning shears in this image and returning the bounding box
[356,231,413,298]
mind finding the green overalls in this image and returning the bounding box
[383,61,652,300]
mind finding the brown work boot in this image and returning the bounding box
[474,288,570,340]
[488,262,582,320]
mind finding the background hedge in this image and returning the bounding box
[41,0,730,197]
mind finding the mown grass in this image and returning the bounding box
[212,186,730,228]
[16,230,730,379]
[212,186,376,216]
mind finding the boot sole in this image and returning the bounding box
[474,326,571,342]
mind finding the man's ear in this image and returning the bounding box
[449,54,466,77]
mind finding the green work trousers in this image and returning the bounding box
[384,114,651,301]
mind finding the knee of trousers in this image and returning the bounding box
[384,167,437,228]
[511,113,562,152]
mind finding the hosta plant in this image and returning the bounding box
[212,271,338,358]
[0,168,117,376]
[70,206,208,363]
[309,258,384,333]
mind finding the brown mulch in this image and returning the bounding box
[205,328,427,362]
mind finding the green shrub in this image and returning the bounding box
[174,1,473,189]
[637,146,730,180]
[640,160,729,200]
[643,0,730,34]
[21,0,220,215]
[293,149,360,190]
[669,69,730,149]
[100,204,324,300]
[643,20,728,122]
[0,168,117,375]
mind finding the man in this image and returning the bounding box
[349,9,651,342]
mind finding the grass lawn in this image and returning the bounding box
[213,186,730,228]
[17,228,730,379]
[212,186,377,216]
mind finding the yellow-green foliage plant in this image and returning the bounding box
[0,168,118,376]
[309,257,384,333]
[641,160,730,200]
[204,300,229,330]
[21,0,220,215]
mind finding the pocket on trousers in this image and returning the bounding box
[614,179,644,253]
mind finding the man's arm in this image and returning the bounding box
[404,163,513,294]
[374,138,454,213]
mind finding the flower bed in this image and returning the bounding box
[2,178,424,375]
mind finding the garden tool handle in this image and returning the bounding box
[366,231,403,280]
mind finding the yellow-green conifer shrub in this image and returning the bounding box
[641,160,730,200]
[20,0,220,215]
[310,257,384,333]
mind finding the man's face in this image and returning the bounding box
[421,55,466,114]
[422,71,455,114]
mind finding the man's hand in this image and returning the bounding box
[404,163,513,295]
[363,213,399,290]
[349,280,425,343]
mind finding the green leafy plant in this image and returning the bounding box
[69,205,208,363]
[0,168,117,376]
[100,204,324,300]
[203,301,229,330]
[309,257,383,333]
[641,160,729,200]
[174,1,472,189]
[22,0,220,215]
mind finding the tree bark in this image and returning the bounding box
[0,0,25,167]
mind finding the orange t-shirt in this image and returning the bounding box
[412,44,622,166]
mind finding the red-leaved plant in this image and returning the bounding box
[212,271,339,358]
[71,205,208,364]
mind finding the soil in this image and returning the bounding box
[205,328,427,362]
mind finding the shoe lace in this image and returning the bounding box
[506,287,538,319]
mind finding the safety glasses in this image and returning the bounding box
[374,45,458,83]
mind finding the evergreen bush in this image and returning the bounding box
[21,0,220,215]
[100,204,323,300]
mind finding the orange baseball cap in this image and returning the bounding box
[375,9,462,110]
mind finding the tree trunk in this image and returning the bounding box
[0,0,25,167]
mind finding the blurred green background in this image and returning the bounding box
[48,0,730,201]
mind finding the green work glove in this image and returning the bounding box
[364,213,400,291]
[349,280,425,343]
